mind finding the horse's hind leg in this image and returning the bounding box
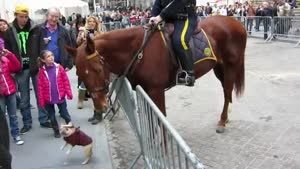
[213,63,234,133]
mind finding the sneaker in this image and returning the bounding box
[40,122,52,129]
[54,131,61,138]
[14,136,24,145]
[20,126,31,135]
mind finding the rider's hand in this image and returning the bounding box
[149,15,163,24]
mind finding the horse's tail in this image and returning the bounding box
[234,53,245,97]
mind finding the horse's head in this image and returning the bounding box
[65,36,110,113]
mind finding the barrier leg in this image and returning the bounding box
[129,152,142,169]
[295,40,300,47]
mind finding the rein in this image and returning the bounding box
[105,25,158,120]
[122,24,157,76]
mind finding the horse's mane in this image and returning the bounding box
[94,26,142,41]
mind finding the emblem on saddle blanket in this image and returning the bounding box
[190,29,217,64]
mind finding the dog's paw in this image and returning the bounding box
[82,158,90,165]
[66,150,71,155]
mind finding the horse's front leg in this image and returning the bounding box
[146,88,166,116]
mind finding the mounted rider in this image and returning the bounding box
[150,0,197,86]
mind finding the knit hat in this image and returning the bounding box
[0,18,8,25]
[15,4,29,15]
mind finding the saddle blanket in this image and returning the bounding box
[190,29,217,64]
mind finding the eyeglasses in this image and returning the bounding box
[49,15,60,19]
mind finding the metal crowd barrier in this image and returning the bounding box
[270,16,300,47]
[100,16,300,47]
[244,16,273,41]
[198,15,299,46]
[109,77,204,169]
[136,85,204,169]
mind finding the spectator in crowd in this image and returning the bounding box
[212,4,220,16]
[289,0,296,16]
[261,1,273,39]
[246,1,256,35]
[103,11,113,31]
[60,15,66,26]
[0,19,9,33]
[113,9,123,29]
[196,6,205,17]
[69,17,85,47]
[76,16,103,124]
[276,0,291,34]
[77,16,101,45]
[130,11,137,26]
[121,12,130,28]
[277,0,291,16]
[4,5,51,134]
[227,5,235,16]
[37,50,72,138]
[67,13,76,27]
[0,37,24,145]
[255,4,264,31]
[29,7,74,77]
[76,16,100,105]
[206,2,213,16]
[220,5,228,16]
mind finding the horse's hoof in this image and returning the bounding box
[216,126,225,133]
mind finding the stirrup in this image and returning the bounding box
[176,70,195,86]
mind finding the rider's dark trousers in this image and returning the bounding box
[172,15,197,57]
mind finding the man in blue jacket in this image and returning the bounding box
[150,0,197,86]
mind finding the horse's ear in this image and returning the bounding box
[64,45,77,59]
[86,35,95,54]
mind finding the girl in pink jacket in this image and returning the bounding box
[37,50,73,138]
[0,37,24,145]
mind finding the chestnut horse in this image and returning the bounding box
[69,43,111,116]
[66,16,246,133]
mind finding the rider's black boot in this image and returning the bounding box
[177,49,195,86]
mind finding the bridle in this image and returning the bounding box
[85,51,110,97]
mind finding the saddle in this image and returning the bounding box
[153,21,216,84]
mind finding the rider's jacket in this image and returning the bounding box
[151,0,196,21]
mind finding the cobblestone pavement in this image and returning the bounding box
[105,38,300,169]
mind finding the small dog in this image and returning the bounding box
[60,123,93,165]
